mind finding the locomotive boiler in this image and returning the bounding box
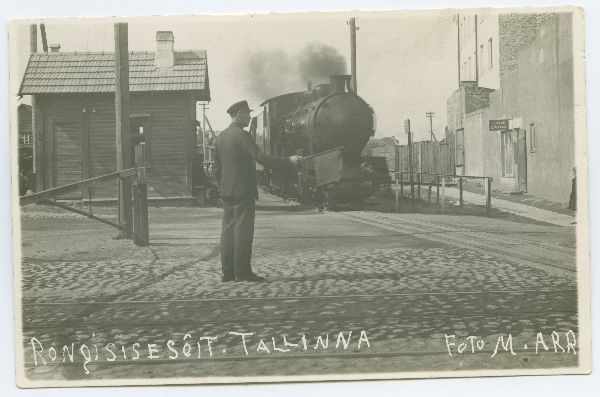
[251,75,387,209]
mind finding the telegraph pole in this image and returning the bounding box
[404,119,415,212]
[30,24,43,192]
[349,17,358,94]
[426,111,437,142]
[115,22,133,239]
[40,23,48,53]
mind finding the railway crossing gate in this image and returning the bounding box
[19,143,150,247]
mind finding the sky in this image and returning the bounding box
[10,11,458,144]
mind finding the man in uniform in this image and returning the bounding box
[215,100,301,282]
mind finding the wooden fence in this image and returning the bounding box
[370,136,455,175]
[398,136,455,175]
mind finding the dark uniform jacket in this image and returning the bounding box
[215,123,288,200]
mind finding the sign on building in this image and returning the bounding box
[489,119,509,131]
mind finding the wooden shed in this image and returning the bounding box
[18,31,210,200]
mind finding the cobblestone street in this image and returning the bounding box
[17,199,579,383]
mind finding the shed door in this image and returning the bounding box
[54,123,83,198]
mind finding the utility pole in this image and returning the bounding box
[30,24,43,192]
[457,14,461,87]
[426,112,437,142]
[40,23,48,53]
[404,119,415,212]
[115,22,133,239]
[30,25,37,53]
[349,17,358,94]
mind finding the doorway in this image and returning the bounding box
[500,128,527,193]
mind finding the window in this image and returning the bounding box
[19,133,30,145]
[529,123,537,153]
[501,131,514,177]
[479,44,484,76]
[488,38,493,69]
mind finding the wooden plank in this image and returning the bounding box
[53,123,83,195]
[20,168,137,205]
[31,96,42,192]
[89,94,118,199]
[186,92,195,188]
[46,115,53,190]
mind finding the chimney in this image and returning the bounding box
[155,31,174,69]
[49,44,61,53]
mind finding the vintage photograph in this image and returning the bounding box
[8,7,590,388]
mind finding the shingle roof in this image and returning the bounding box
[19,51,209,96]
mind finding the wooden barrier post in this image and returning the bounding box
[441,176,446,213]
[459,177,463,208]
[417,173,421,200]
[133,144,149,246]
[399,173,404,198]
[486,177,492,213]
[436,175,440,204]
[394,173,399,212]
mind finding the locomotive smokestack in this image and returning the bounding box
[330,75,347,93]
[307,80,313,91]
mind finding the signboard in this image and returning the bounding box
[489,119,509,131]
[404,119,411,134]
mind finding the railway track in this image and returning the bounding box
[336,210,577,276]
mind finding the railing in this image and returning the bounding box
[392,171,493,214]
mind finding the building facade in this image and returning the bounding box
[447,12,574,203]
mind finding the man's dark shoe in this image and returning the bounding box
[221,275,235,282]
[235,273,266,282]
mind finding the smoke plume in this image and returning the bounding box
[298,43,346,85]
[239,43,347,100]
[242,49,299,99]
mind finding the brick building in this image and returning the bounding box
[446,12,574,203]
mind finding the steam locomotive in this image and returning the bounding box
[250,74,390,209]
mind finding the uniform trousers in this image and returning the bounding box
[220,196,256,279]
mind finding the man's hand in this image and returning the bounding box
[288,155,303,168]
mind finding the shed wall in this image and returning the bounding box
[38,91,195,199]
